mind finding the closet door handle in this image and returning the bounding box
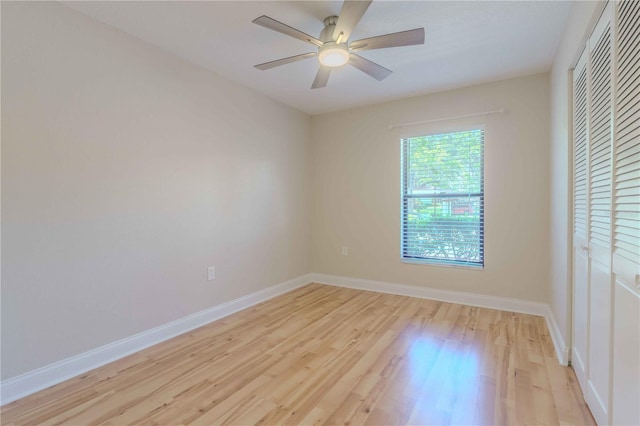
[579,244,589,253]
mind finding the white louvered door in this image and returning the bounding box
[572,46,590,394]
[611,0,640,424]
[586,6,613,423]
[572,1,640,424]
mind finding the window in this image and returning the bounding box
[401,128,484,268]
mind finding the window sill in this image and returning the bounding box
[401,258,484,270]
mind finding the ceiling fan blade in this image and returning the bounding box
[311,66,332,89]
[333,0,372,42]
[253,15,323,47]
[350,28,425,51]
[255,53,317,70]
[349,54,392,81]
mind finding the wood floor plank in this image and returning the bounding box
[1,284,595,426]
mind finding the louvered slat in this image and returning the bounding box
[614,0,640,264]
[589,25,612,249]
[574,55,589,238]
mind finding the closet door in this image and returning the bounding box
[611,0,640,424]
[572,47,590,393]
[585,5,613,424]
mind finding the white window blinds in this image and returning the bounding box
[401,129,484,268]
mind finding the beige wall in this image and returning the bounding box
[1,2,311,380]
[1,0,572,384]
[549,1,603,348]
[311,74,551,302]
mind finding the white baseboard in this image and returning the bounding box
[0,273,313,406]
[543,305,570,365]
[309,273,569,365]
[310,273,548,315]
[2,271,569,405]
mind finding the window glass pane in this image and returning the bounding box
[401,129,484,267]
[406,129,483,195]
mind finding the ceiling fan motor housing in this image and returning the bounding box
[320,16,340,42]
[318,16,350,67]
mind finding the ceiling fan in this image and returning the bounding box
[252,0,425,89]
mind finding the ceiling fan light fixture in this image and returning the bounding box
[318,43,349,67]
[252,1,426,89]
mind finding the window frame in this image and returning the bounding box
[399,123,485,270]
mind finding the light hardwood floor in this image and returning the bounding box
[2,284,595,425]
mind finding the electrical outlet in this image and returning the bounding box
[207,266,216,281]
[341,246,349,256]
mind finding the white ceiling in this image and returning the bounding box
[62,1,571,115]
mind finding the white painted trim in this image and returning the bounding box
[544,305,570,365]
[310,273,547,315]
[587,380,608,426]
[573,347,588,394]
[0,274,313,406]
[1,272,569,405]
[310,273,569,365]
